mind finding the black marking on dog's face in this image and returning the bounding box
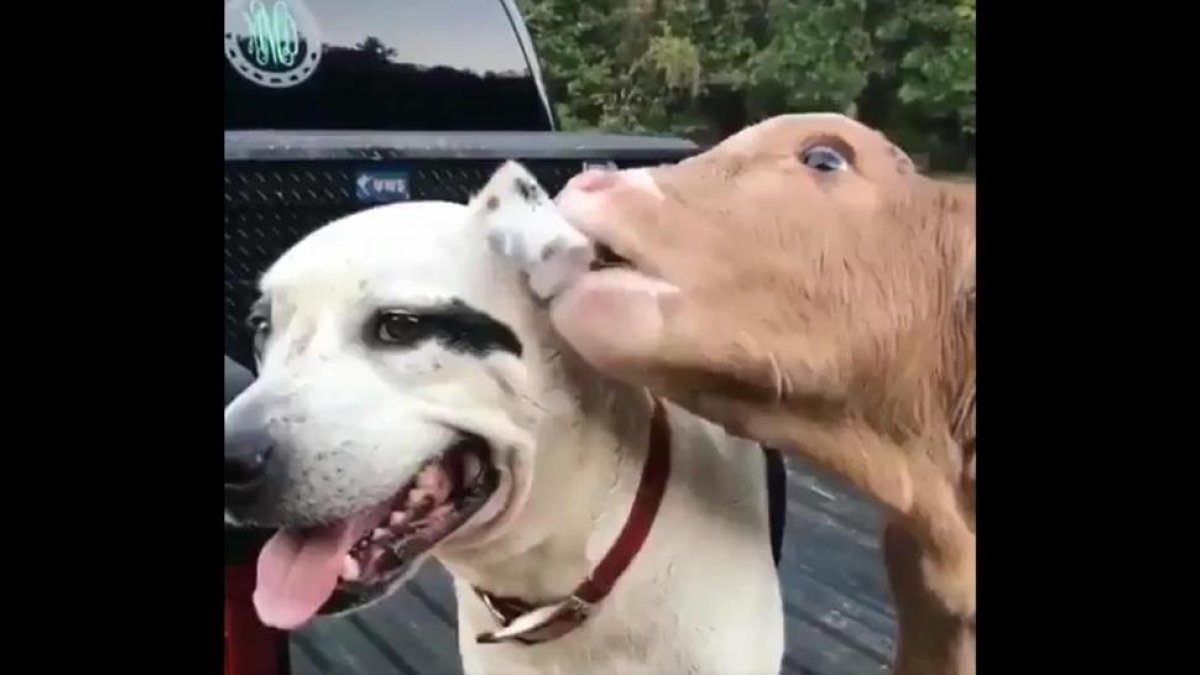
[514,177,540,203]
[368,299,522,357]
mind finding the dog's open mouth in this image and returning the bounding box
[338,435,498,587]
[252,435,499,629]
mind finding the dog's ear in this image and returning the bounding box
[468,161,544,218]
[472,161,595,301]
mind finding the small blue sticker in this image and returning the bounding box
[356,170,411,204]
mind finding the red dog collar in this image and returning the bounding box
[473,399,672,645]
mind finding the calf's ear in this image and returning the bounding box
[933,179,975,306]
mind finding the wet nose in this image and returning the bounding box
[558,167,662,213]
[224,425,273,505]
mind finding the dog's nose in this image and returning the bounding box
[224,426,273,503]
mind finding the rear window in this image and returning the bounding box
[223,0,550,131]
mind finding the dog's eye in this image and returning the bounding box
[377,311,425,345]
[247,311,269,341]
[371,303,522,356]
[801,145,848,173]
[248,316,270,360]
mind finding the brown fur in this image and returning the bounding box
[553,114,976,675]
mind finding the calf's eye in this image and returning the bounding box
[801,145,848,173]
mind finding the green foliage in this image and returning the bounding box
[875,0,976,137]
[746,0,873,114]
[516,0,975,169]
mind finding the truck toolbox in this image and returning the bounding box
[223,131,697,366]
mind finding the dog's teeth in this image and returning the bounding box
[428,503,454,522]
[361,545,387,572]
[463,453,482,484]
[341,556,362,581]
[383,538,409,560]
[371,528,390,542]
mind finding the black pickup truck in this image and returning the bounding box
[223,0,699,368]
[224,2,897,674]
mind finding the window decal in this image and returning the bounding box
[224,0,323,89]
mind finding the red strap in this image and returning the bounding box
[224,562,282,675]
[575,399,671,603]
[475,399,672,640]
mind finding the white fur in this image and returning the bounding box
[480,161,594,301]
[228,188,784,673]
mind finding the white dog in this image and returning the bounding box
[223,163,785,674]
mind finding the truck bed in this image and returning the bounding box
[289,456,896,675]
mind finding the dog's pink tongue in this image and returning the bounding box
[253,508,383,630]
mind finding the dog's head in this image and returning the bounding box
[224,200,557,630]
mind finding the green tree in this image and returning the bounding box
[517,0,975,171]
[866,0,976,168]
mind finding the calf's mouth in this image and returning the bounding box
[589,242,633,271]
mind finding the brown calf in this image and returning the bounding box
[551,113,976,675]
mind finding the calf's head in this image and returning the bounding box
[552,113,977,670]
[554,113,975,460]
